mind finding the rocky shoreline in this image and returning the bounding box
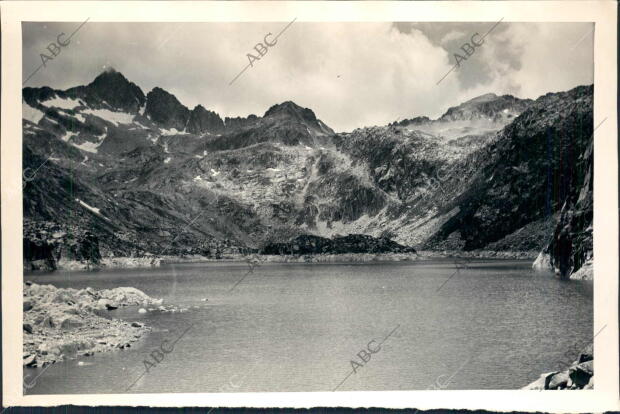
[37,250,540,271]
[23,283,165,368]
[522,344,594,390]
[533,252,593,281]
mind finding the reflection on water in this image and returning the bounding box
[24,259,592,393]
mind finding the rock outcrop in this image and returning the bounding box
[145,87,191,130]
[23,221,102,271]
[224,114,259,130]
[187,105,225,134]
[22,283,164,367]
[438,93,533,123]
[523,344,594,390]
[65,68,147,113]
[425,85,593,253]
[535,140,593,279]
[261,234,416,255]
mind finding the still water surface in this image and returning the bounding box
[24,259,592,393]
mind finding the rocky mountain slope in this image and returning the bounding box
[22,69,593,277]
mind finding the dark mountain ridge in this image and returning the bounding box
[21,69,593,278]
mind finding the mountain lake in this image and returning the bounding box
[23,259,592,393]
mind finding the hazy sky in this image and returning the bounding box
[22,21,593,132]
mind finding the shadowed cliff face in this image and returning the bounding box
[22,69,593,275]
[545,139,593,278]
[145,87,191,131]
[424,86,593,250]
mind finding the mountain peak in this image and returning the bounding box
[438,92,532,123]
[90,68,128,87]
[145,87,190,130]
[72,68,146,113]
[264,101,318,122]
[187,104,224,134]
[464,93,499,104]
[263,101,334,135]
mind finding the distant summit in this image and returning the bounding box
[388,93,533,128]
[187,105,225,134]
[264,101,318,122]
[264,101,334,135]
[438,93,533,123]
[145,87,191,130]
[66,68,146,113]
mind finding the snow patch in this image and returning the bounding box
[22,103,46,124]
[161,128,182,136]
[210,169,220,176]
[73,141,100,153]
[193,175,203,181]
[81,108,134,126]
[41,97,81,110]
[75,198,103,217]
[71,130,106,154]
[130,120,150,130]
[164,157,171,164]
[62,131,77,142]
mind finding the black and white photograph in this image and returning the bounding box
[2,1,618,411]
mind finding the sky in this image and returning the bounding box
[22,21,594,132]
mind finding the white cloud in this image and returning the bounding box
[23,22,593,132]
[440,30,467,45]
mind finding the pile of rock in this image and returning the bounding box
[23,282,163,367]
[261,234,416,255]
[23,220,103,271]
[523,345,594,390]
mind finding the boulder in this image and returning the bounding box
[569,360,593,387]
[27,283,57,297]
[51,289,78,304]
[548,371,570,389]
[59,316,83,331]
[571,259,593,281]
[40,315,55,328]
[23,300,33,311]
[23,323,33,334]
[23,354,37,367]
[39,342,61,356]
[522,371,558,390]
[532,251,552,271]
[95,298,119,310]
[578,352,593,363]
[100,287,154,306]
